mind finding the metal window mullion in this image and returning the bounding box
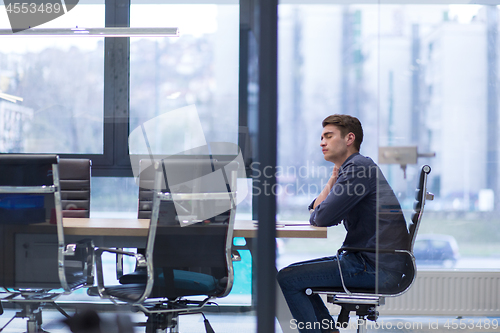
[102,0,131,174]
[256,1,278,333]
[110,36,131,169]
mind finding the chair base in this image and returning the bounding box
[0,302,46,333]
[322,293,382,333]
[139,303,185,333]
[0,292,72,333]
[144,311,179,333]
[141,310,215,333]
[335,304,379,333]
[354,317,369,333]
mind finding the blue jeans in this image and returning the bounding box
[277,252,401,333]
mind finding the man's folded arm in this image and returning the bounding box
[309,170,370,227]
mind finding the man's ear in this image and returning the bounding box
[346,132,356,147]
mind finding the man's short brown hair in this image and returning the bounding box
[322,114,363,151]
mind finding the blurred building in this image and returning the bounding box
[421,8,495,210]
[0,100,33,153]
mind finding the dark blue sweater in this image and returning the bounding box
[309,153,409,273]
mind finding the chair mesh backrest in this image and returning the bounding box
[0,155,63,289]
[59,158,91,218]
[408,165,431,251]
[146,159,238,299]
[138,159,231,222]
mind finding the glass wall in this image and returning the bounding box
[276,3,500,271]
[2,0,499,328]
[0,0,245,304]
[0,1,240,215]
[129,3,239,153]
[0,2,105,154]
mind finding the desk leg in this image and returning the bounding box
[244,238,298,333]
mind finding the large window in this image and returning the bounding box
[129,4,239,151]
[0,3,105,154]
[276,3,500,271]
[2,0,499,316]
[0,1,240,216]
[0,1,240,172]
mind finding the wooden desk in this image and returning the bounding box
[63,218,327,239]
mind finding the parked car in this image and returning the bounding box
[413,234,460,268]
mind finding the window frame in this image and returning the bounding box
[60,0,243,177]
[58,0,129,176]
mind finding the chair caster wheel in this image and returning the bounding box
[367,308,379,322]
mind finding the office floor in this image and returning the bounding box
[0,306,258,333]
[0,306,499,333]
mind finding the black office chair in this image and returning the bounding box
[305,165,433,333]
[59,158,91,218]
[125,159,197,279]
[93,158,239,333]
[0,155,94,333]
[131,158,235,271]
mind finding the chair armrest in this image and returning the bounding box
[335,247,413,296]
[231,250,241,262]
[95,247,147,268]
[94,247,146,299]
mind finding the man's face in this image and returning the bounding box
[320,124,349,164]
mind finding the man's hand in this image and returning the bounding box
[313,166,339,209]
[331,165,339,183]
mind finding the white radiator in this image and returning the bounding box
[379,270,500,316]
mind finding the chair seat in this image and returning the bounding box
[118,269,223,299]
[66,267,89,290]
[87,284,149,303]
[66,275,89,290]
[310,286,397,295]
[309,271,413,296]
[104,284,147,303]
